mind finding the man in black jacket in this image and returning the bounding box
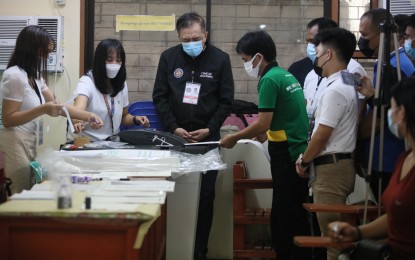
[152,12,234,260]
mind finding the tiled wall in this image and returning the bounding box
[94,0,372,104]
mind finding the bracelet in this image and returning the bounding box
[356,226,362,241]
[133,116,141,126]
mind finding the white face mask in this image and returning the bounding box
[106,64,121,79]
[244,53,262,79]
[387,108,402,139]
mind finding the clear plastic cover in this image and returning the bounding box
[36,147,226,181]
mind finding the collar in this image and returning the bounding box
[260,61,279,78]
[325,70,343,86]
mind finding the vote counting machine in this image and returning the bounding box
[63,129,210,155]
[118,129,209,154]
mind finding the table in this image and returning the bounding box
[0,190,165,260]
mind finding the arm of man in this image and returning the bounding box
[220,112,272,149]
[296,124,333,176]
[152,53,179,133]
[204,54,235,136]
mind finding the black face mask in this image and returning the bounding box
[358,37,375,57]
[313,55,327,78]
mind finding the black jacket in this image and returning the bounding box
[152,43,234,137]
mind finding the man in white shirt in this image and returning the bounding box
[302,17,367,129]
[296,28,359,260]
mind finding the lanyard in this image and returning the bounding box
[103,94,115,134]
[30,78,42,105]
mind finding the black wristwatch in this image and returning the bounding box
[300,158,311,168]
[133,116,141,126]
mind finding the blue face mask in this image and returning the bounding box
[387,108,402,139]
[307,42,317,62]
[404,39,415,59]
[182,40,204,57]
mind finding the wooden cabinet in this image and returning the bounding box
[233,161,276,259]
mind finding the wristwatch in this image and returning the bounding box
[300,158,310,168]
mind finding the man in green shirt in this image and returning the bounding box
[220,30,311,260]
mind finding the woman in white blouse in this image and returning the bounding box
[0,25,103,194]
[72,39,149,141]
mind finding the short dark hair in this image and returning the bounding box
[361,8,394,32]
[8,25,52,82]
[176,12,206,32]
[391,77,415,140]
[92,39,126,97]
[394,14,409,36]
[307,17,338,33]
[314,27,356,64]
[406,13,415,30]
[236,30,277,62]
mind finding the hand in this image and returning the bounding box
[174,128,194,142]
[88,113,103,130]
[219,134,238,149]
[328,222,359,242]
[135,116,150,127]
[253,132,268,143]
[188,128,210,142]
[295,154,310,178]
[43,100,63,117]
[73,120,85,133]
[355,75,375,98]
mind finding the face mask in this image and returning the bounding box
[358,37,375,57]
[106,64,121,79]
[387,108,402,139]
[307,43,317,62]
[404,39,415,59]
[313,53,328,78]
[182,40,204,57]
[244,53,262,79]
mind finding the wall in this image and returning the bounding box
[94,0,324,104]
[0,0,81,151]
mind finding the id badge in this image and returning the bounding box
[183,82,201,105]
[38,117,44,146]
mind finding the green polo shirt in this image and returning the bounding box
[258,65,308,161]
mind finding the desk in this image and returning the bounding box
[303,203,379,225]
[0,191,165,260]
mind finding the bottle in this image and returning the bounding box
[57,175,72,209]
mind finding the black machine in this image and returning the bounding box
[118,129,209,155]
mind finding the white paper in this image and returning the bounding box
[9,190,55,200]
[106,180,175,192]
[62,106,75,133]
[96,170,171,178]
[91,190,165,197]
[90,194,166,204]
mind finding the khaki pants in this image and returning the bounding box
[311,158,355,260]
[0,128,36,194]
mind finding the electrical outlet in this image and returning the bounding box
[55,0,66,6]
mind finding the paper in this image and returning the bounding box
[62,106,75,133]
[90,194,166,204]
[184,141,220,146]
[9,190,55,200]
[106,180,175,192]
[91,190,165,197]
[95,170,171,178]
